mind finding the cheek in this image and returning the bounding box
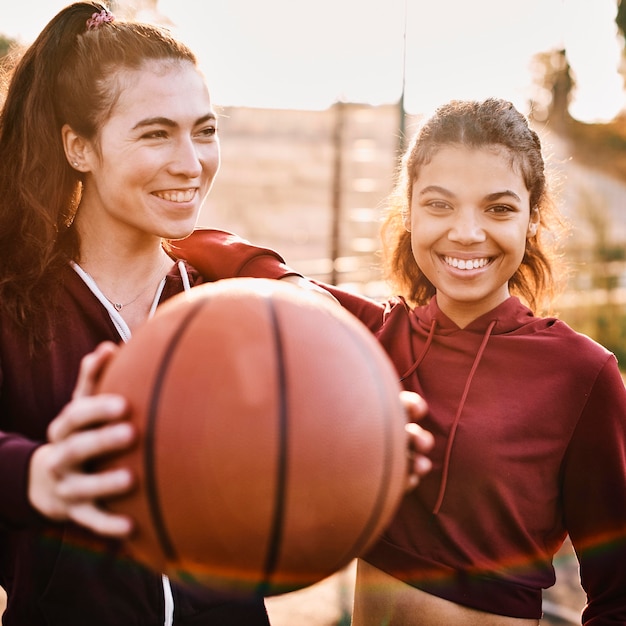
[202,143,220,171]
[208,154,220,178]
[510,226,530,261]
[104,153,155,183]
[409,230,439,281]
[409,218,439,255]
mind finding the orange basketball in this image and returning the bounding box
[96,278,408,596]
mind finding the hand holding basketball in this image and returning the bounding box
[96,278,416,596]
[401,392,434,490]
[29,343,135,537]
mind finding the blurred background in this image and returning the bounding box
[2,1,625,623]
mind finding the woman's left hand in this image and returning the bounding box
[280,274,340,304]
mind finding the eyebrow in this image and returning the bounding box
[484,190,522,202]
[417,185,454,198]
[418,185,522,203]
[132,113,217,130]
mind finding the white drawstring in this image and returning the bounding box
[178,259,191,292]
[162,574,174,626]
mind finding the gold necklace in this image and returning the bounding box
[106,286,152,312]
[97,256,171,312]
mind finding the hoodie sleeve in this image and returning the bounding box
[0,432,43,528]
[168,229,300,281]
[0,355,46,528]
[310,283,388,333]
[561,355,626,624]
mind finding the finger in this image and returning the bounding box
[50,421,135,472]
[405,453,432,491]
[405,422,434,491]
[56,467,134,503]
[406,422,435,454]
[69,502,134,538]
[72,341,119,400]
[411,453,433,477]
[280,275,340,305]
[400,390,429,421]
[48,394,128,443]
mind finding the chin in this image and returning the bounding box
[160,221,198,241]
[170,229,195,240]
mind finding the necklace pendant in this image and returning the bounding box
[113,303,123,312]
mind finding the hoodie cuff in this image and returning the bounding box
[0,434,45,527]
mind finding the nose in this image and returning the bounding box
[448,210,486,244]
[169,137,203,178]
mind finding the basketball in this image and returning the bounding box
[95,278,408,596]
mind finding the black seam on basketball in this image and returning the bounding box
[258,297,289,595]
[144,299,207,562]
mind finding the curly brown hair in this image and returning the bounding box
[381,98,567,313]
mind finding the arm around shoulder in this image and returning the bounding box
[169,229,300,281]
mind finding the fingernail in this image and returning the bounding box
[111,422,134,441]
[417,457,432,474]
[105,395,127,413]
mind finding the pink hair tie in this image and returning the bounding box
[86,9,115,30]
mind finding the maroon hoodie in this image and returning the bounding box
[175,229,626,625]
[0,234,294,626]
[322,285,626,624]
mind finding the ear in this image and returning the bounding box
[528,207,539,237]
[62,124,92,172]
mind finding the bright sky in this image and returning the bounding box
[3,0,625,122]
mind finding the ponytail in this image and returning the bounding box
[0,2,196,347]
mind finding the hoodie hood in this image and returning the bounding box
[410,295,540,337]
[399,295,541,382]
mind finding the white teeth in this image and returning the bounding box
[444,256,490,270]
[154,189,196,203]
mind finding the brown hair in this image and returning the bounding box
[381,98,566,313]
[0,2,197,344]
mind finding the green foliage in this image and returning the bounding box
[0,33,14,60]
[565,116,626,180]
[560,173,626,368]
[596,309,625,364]
[561,303,626,366]
[617,0,626,47]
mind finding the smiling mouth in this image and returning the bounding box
[153,189,197,203]
[443,256,492,270]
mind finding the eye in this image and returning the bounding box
[196,124,217,140]
[487,204,516,215]
[141,129,168,140]
[424,199,452,213]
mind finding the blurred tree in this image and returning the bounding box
[529,48,574,128]
[0,33,19,107]
[574,188,626,363]
[616,0,626,45]
[0,34,15,60]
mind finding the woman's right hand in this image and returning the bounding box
[28,342,136,537]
